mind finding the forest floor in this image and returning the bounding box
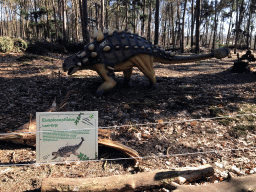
[0,49,256,191]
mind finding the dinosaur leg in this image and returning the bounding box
[123,68,133,87]
[130,54,156,87]
[93,63,117,96]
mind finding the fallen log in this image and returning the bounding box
[41,164,214,192]
[171,174,256,192]
[98,139,140,162]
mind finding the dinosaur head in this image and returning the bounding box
[63,29,106,75]
[63,55,82,75]
[62,51,91,75]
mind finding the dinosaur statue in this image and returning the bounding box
[63,29,230,96]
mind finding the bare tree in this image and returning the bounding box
[191,0,195,48]
[171,2,175,49]
[195,0,201,53]
[62,0,67,42]
[212,0,217,50]
[181,0,188,53]
[80,0,89,43]
[147,0,152,41]
[246,0,252,49]
[226,0,235,46]
[141,0,145,36]
[101,0,104,30]
[154,0,159,45]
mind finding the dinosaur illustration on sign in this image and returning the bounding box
[51,137,84,160]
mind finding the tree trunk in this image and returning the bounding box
[52,0,58,41]
[147,0,152,41]
[0,3,3,36]
[162,19,166,47]
[191,0,194,47]
[154,0,159,45]
[237,0,245,47]
[45,0,50,39]
[105,0,109,30]
[100,0,104,30]
[79,0,89,43]
[75,0,79,42]
[116,1,120,30]
[205,17,209,46]
[34,0,39,38]
[125,0,128,30]
[195,0,201,53]
[181,0,188,53]
[95,3,99,29]
[176,2,181,47]
[226,0,234,46]
[171,3,175,49]
[19,1,23,39]
[246,0,251,49]
[187,14,190,46]
[234,0,244,53]
[254,35,256,50]
[132,2,135,32]
[167,4,171,48]
[212,0,217,50]
[141,0,145,36]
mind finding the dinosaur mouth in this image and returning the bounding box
[68,67,74,75]
[68,67,79,75]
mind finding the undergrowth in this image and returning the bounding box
[0,36,27,53]
[210,103,256,138]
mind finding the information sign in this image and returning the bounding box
[36,111,98,163]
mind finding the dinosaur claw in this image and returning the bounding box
[96,90,104,97]
[122,81,131,88]
[148,82,156,89]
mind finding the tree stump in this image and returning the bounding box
[231,61,250,73]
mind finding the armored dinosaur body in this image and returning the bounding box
[63,29,230,96]
[52,137,84,160]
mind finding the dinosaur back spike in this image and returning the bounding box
[97,29,105,41]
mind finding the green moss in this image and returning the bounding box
[229,125,256,138]
[217,117,237,126]
[209,106,226,117]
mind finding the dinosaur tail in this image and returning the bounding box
[76,137,84,148]
[154,48,230,64]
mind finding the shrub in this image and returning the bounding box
[0,37,27,53]
[0,36,14,52]
[13,37,28,52]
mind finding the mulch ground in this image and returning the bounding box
[0,50,256,191]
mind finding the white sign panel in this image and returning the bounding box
[36,111,98,163]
